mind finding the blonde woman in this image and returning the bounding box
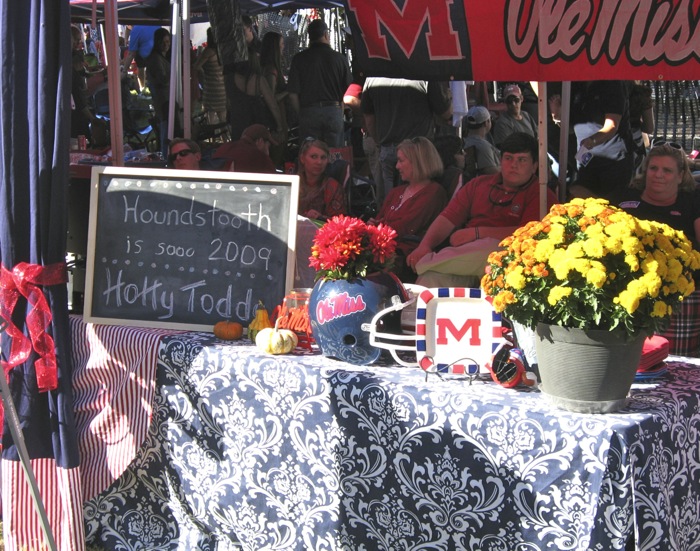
[615,142,700,355]
[369,136,447,281]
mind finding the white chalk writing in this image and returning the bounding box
[121,194,272,231]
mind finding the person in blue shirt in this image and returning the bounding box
[121,25,161,89]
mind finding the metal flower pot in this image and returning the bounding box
[534,323,645,413]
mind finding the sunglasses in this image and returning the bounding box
[651,139,683,150]
[488,185,519,208]
[168,149,193,163]
[506,96,522,104]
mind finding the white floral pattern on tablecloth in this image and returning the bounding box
[84,333,700,551]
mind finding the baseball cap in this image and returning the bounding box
[308,19,329,40]
[242,124,278,146]
[503,84,523,99]
[466,105,491,126]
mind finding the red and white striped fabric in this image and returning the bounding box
[2,459,84,550]
[70,316,181,500]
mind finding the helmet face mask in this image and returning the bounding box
[311,280,514,372]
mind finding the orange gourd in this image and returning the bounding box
[213,320,244,340]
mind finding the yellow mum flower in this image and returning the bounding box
[616,289,641,314]
[652,301,668,317]
[534,240,555,262]
[549,215,567,225]
[622,235,643,254]
[650,249,669,278]
[565,242,585,259]
[586,265,607,288]
[677,276,692,295]
[690,250,700,270]
[549,249,571,280]
[605,236,624,254]
[492,290,516,312]
[548,286,573,305]
[640,272,662,296]
[583,202,607,218]
[624,254,640,271]
[641,255,659,276]
[582,238,604,258]
[548,223,565,245]
[505,266,527,290]
[482,198,698,339]
[572,258,592,275]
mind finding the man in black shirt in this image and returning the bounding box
[288,19,352,148]
[361,78,452,200]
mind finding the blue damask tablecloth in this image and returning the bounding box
[83,332,700,551]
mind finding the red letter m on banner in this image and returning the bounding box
[347,0,462,60]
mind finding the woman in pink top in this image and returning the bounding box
[297,139,346,220]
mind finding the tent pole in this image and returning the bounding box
[168,0,180,143]
[537,82,548,219]
[104,0,124,166]
[182,0,192,139]
[99,24,108,67]
[558,82,571,202]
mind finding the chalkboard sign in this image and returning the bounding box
[84,167,299,330]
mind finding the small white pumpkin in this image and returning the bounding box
[255,327,298,354]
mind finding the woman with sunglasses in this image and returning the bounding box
[297,139,346,221]
[614,143,700,355]
[368,137,447,282]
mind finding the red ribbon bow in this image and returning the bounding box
[0,261,67,392]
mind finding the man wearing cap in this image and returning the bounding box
[462,105,501,177]
[492,84,537,148]
[213,124,278,174]
[287,19,352,148]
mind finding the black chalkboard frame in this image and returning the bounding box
[83,166,300,331]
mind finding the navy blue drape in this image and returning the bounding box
[0,0,83,547]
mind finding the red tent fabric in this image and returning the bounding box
[346,0,700,81]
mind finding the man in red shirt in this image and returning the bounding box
[213,124,278,173]
[406,132,558,287]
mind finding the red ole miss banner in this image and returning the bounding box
[345,0,700,81]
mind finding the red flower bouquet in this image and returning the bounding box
[309,215,397,281]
